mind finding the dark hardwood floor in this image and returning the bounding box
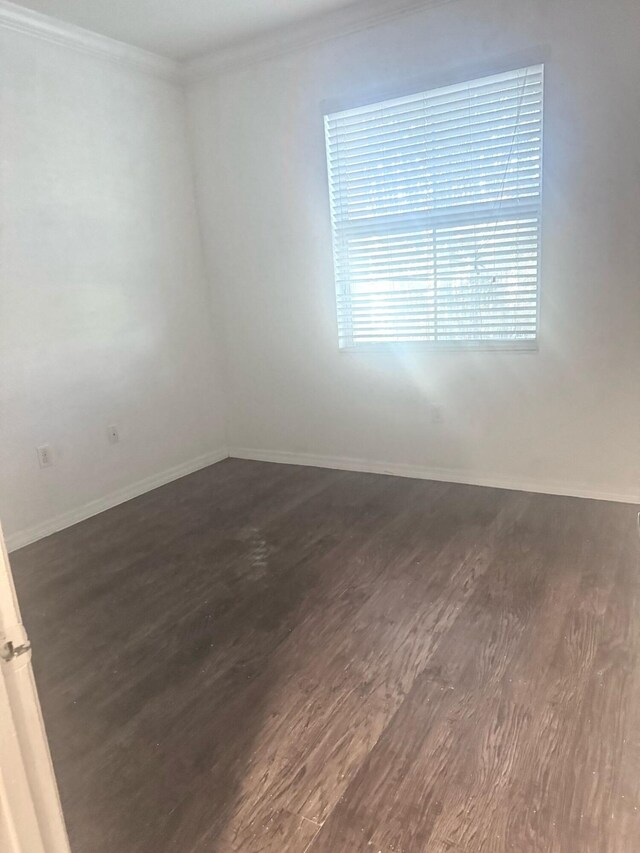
[10,459,640,852]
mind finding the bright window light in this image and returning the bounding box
[324,65,544,349]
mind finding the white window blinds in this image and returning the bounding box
[324,65,544,348]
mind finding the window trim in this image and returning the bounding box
[321,56,547,354]
[337,339,540,355]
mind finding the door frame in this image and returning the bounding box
[0,522,70,852]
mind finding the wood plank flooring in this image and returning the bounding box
[9,459,640,852]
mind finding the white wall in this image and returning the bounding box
[188,0,640,502]
[0,27,227,548]
[1,0,638,553]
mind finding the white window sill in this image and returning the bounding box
[338,340,539,354]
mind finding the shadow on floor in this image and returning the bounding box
[10,459,382,852]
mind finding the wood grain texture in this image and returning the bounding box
[9,459,640,852]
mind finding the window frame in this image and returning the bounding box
[321,59,546,354]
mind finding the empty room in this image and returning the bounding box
[1,0,639,851]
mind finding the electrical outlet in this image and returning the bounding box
[37,445,53,468]
[107,425,119,444]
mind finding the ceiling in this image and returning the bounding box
[8,0,374,61]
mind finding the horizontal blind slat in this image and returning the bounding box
[329,101,543,154]
[338,289,538,305]
[344,225,539,254]
[326,65,543,347]
[334,206,540,239]
[332,165,541,206]
[326,73,543,131]
[329,140,541,184]
[329,126,542,173]
[330,152,541,194]
[337,178,542,218]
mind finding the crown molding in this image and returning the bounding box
[0,0,459,85]
[182,0,458,84]
[0,0,179,82]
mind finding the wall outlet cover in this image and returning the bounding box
[36,445,53,468]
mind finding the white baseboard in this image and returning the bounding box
[7,444,637,552]
[229,447,640,506]
[6,448,229,552]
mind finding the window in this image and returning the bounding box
[324,65,544,349]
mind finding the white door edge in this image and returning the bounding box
[0,522,71,853]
